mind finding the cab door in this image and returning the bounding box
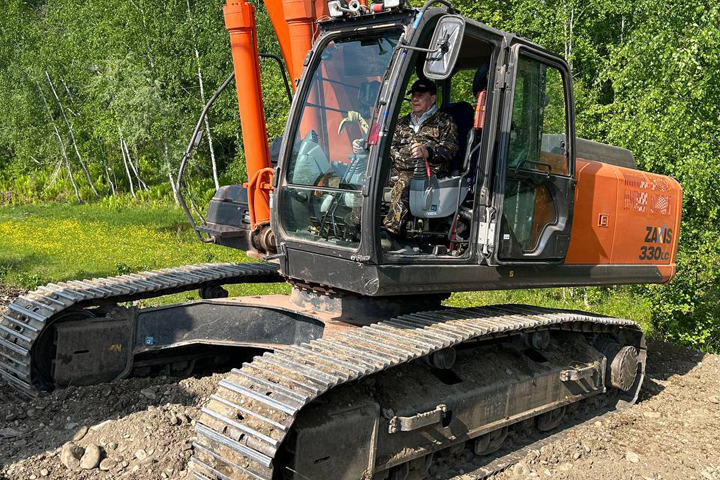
[491,44,576,263]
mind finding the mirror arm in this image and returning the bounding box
[407,0,456,40]
[418,0,456,16]
[397,44,443,54]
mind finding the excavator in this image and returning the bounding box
[0,0,683,478]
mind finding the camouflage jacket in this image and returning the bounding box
[390,109,459,176]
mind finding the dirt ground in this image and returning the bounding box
[0,286,718,480]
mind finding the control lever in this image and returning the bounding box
[413,156,434,210]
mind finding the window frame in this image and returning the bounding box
[489,42,577,265]
[507,57,570,177]
[275,27,404,254]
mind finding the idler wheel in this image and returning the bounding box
[608,345,640,391]
[595,338,640,391]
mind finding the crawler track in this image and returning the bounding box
[0,262,283,397]
[190,305,645,480]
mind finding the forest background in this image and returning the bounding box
[0,0,718,351]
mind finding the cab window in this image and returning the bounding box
[507,57,568,176]
[500,54,570,256]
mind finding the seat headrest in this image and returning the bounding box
[472,64,490,97]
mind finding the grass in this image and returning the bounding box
[0,203,290,305]
[0,202,652,331]
[446,288,653,333]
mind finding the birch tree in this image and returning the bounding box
[186,0,220,190]
[118,132,136,198]
[45,70,99,197]
[36,81,82,203]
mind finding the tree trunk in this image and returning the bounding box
[37,81,82,203]
[60,77,74,104]
[122,140,148,190]
[111,168,119,193]
[103,158,116,196]
[563,2,569,60]
[99,144,116,195]
[131,144,149,190]
[186,0,220,190]
[164,141,180,206]
[569,6,574,70]
[60,135,83,204]
[119,134,136,198]
[167,170,180,207]
[123,140,148,191]
[46,71,99,197]
[48,159,63,187]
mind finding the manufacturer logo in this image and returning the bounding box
[644,225,673,244]
[639,225,673,261]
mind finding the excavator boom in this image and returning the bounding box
[223,0,332,231]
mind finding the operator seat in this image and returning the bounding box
[440,102,474,174]
[409,101,473,219]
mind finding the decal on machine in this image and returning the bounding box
[639,225,673,261]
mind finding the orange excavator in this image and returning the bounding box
[0,1,682,479]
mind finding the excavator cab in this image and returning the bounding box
[177,2,678,298]
[277,30,400,249]
[272,7,579,294]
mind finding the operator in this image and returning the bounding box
[383,79,459,236]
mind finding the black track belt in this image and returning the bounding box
[0,262,283,397]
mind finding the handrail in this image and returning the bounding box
[176,71,236,242]
[175,53,293,242]
[259,53,293,103]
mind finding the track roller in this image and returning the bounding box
[474,426,508,456]
[536,406,566,432]
[199,285,229,299]
[425,347,456,370]
[524,330,551,350]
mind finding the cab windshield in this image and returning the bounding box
[280,31,401,248]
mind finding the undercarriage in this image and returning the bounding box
[190,299,644,480]
[0,263,645,480]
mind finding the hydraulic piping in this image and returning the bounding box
[176,54,292,242]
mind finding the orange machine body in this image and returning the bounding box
[566,159,683,282]
[223,0,327,228]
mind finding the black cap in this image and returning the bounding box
[408,79,437,95]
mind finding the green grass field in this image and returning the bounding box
[0,203,653,330]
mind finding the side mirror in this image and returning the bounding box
[423,15,465,80]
